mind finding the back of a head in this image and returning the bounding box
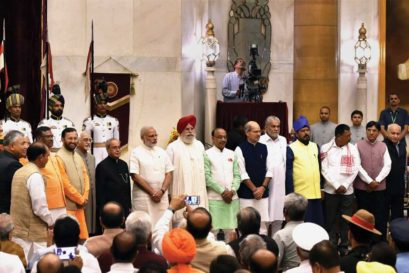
[309,240,340,270]
[101,202,124,229]
[349,223,372,245]
[54,216,80,247]
[390,218,409,252]
[186,207,212,239]
[111,231,138,263]
[162,228,196,265]
[237,207,261,236]
[138,262,167,273]
[57,265,82,273]
[125,210,152,242]
[37,253,63,273]
[0,213,14,240]
[210,255,241,273]
[27,142,47,162]
[249,249,277,273]
[368,241,396,268]
[284,193,308,221]
[239,234,266,267]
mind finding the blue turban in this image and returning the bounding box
[293,115,310,132]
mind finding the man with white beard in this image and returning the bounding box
[130,126,174,226]
[76,131,96,235]
[166,115,208,218]
[259,116,287,236]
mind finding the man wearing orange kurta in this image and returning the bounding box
[56,127,90,239]
[36,126,67,220]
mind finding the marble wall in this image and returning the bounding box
[338,0,379,124]
[48,0,381,152]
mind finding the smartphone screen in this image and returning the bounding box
[185,195,200,205]
[55,247,76,260]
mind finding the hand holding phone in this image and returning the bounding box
[185,195,200,206]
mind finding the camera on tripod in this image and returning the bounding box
[243,44,267,102]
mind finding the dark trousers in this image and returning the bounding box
[305,198,324,227]
[385,192,404,220]
[355,189,387,241]
[324,193,354,251]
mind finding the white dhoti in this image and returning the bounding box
[132,183,169,227]
[268,162,286,222]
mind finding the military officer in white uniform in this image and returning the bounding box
[82,81,119,165]
[0,86,33,143]
[37,84,75,151]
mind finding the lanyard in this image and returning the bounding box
[390,111,398,123]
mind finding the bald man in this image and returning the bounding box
[36,253,63,273]
[249,249,277,273]
[75,131,96,235]
[235,121,273,234]
[384,123,407,220]
[109,231,138,272]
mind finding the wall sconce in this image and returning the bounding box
[354,23,371,72]
[201,20,220,67]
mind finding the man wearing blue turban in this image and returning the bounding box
[285,116,324,226]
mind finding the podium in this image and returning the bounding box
[216,101,289,138]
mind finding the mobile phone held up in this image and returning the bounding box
[185,195,200,206]
[55,247,76,260]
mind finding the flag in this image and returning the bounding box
[0,30,8,93]
[40,42,54,118]
[84,40,93,102]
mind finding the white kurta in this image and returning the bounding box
[82,115,119,165]
[259,134,287,222]
[38,117,75,149]
[0,118,33,142]
[129,144,174,226]
[166,138,208,217]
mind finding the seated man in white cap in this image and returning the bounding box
[0,85,32,143]
[284,223,329,273]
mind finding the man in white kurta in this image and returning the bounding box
[166,115,208,218]
[204,128,241,235]
[259,116,287,235]
[130,126,174,226]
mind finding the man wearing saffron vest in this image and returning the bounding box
[235,121,272,234]
[10,142,53,264]
[36,126,67,220]
[354,121,391,239]
[56,127,90,240]
[286,116,324,226]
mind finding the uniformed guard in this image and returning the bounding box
[37,84,75,152]
[82,79,119,165]
[0,85,33,143]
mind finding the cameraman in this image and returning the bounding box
[222,58,246,102]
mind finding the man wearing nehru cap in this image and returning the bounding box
[286,116,324,226]
[0,85,33,143]
[166,115,208,218]
[38,84,75,152]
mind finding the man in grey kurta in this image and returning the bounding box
[75,131,96,235]
[350,110,366,144]
[310,106,337,147]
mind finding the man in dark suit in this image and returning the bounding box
[96,138,132,219]
[384,123,407,220]
[0,130,28,213]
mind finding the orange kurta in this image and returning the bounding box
[40,155,66,209]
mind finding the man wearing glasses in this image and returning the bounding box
[76,131,97,235]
